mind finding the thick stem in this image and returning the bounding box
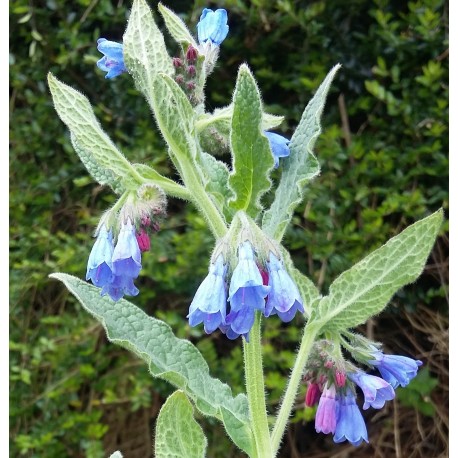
[243,312,273,458]
[270,321,320,456]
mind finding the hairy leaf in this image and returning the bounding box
[155,391,207,458]
[262,65,341,240]
[123,0,173,106]
[316,210,443,331]
[48,73,140,190]
[158,3,198,49]
[228,64,274,218]
[50,274,254,456]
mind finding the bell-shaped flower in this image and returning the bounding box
[369,350,422,388]
[265,252,304,322]
[96,38,126,79]
[197,8,229,46]
[333,389,369,446]
[348,371,395,410]
[86,225,114,288]
[226,241,270,337]
[264,132,290,168]
[100,218,141,301]
[188,255,228,334]
[315,383,338,434]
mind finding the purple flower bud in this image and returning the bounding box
[305,383,321,407]
[197,8,229,46]
[96,38,126,79]
[264,252,304,322]
[186,81,196,91]
[187,255,228,334]
[175,75,185,85]
[186,45,198,63]
[226,241,270,338]
[264,131,290,168]
[86,226,114,287]
[187,65,196,76]
[348,371,395,410]
[335,370,346,387]
[333,390,369,446]
[136,229,151,252]
[315,384,338,434]
[173,57,183,68]
[369,350,422,388]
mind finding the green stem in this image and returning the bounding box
[243,312,272,458]
[270,321,320,456]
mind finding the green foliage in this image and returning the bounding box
[155,391,207,458]
[10,0,447,456]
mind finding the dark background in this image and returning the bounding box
[10,0,448,456]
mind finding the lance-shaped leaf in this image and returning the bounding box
[158,3,198,49]
[155,391,207,458]
[50,273,254,456]
[228,64,274,218]
[262,65,341,241]
[316,210,443,332]
[123,0,173,105]
[48,73,141,191]
[151,74,197,162]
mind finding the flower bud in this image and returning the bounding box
[186,45,198,63]
[173,57,183,68]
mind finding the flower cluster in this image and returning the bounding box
[304,340,422,446]
[188,240,305,340]
[86,218,142,301]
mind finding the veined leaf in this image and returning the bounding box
[228,64,274,219]
[123,0,173,106]
[48,73,140,190]
[316,210,443,331]
[262,65,341,241]
[155,391,207,458]
[158,3,198,49]
[50,273,254,456]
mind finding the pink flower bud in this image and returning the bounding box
[305,383,321,407]
[136,229,151,252]
[173,57,183,68]
[259,269,269,286]
[186,81,196,91]
[186,45,198,63]
[335,370,346,387]
[187,65,196,76]
[175,75,184,85]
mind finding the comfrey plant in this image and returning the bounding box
[48,2,443,457]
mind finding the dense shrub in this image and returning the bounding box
[10,0,447,456]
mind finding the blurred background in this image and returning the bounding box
[10,0,448,456]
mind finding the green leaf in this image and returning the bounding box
[50,273,254,456]
[155,391,207,458]
[262,65,341,240]
[198,152,234,220]
[316,210,443,331]
[123,0,173,105]
[48,73,140,191]
[158,3,198,49]
[228,64,274,218]
[151,74,197,162]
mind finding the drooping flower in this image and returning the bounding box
[136,229,151,252]
[369,350,422,388]
[197,8,229,46]
[188,255,228,334]
[333,390,369,446]
[305,382,321,407]
[101,218,141,301]
[348,371,395,410]
[226,241,270,338]
[96,38,126,79]
[86,225,114,288]
[315,383,338,434]
[264,131,290,168]
[264,252,304,322]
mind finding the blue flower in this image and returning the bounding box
[226,241,270,337]
[369,351,422,388]
[96,38,126,79]
[86,225,114,288]
[188,255,228,334]
[265,252,304,322]
[101,218,141,301]
[315,384,338,434]
[197,8,229,46]
[333,390,369,446]
[264,132,290,168]
[348,371,395,410]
